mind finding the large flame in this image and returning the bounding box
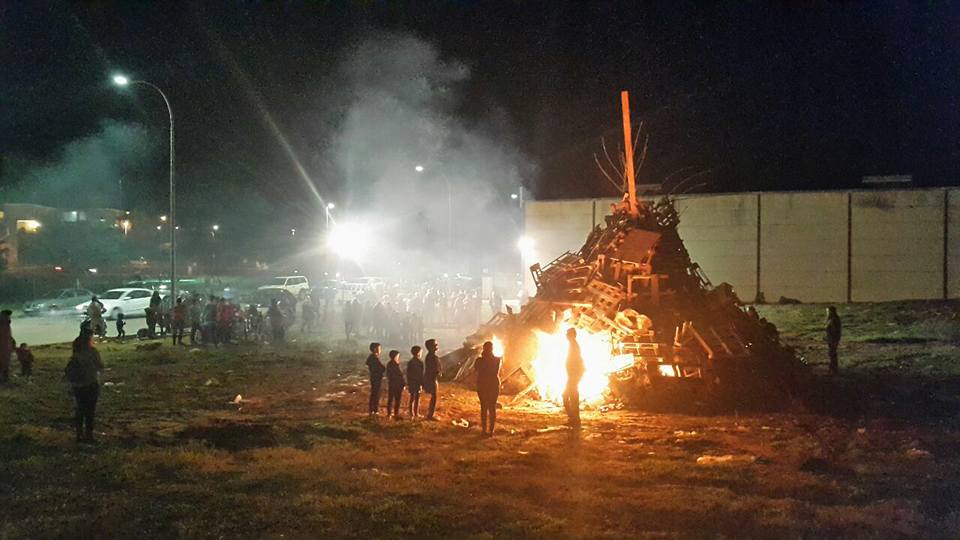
[530,326,633,403]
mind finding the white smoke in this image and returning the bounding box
[5,120,159,209]
[318,31,533,278]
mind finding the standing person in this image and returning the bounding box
[826,306,842,374]
[64,329,104,443]
[115,312,126,340]
[300,295,316,334]
[202,295,218,346]
[366,342,385,416]
[343,299,354,339]
[563,328,585,428]
[172,298,187,345]
[406,346,424,418]
[0,310,13,383]
[423,338,442,420]
[267,299,286,345]
[86,296,106,338]
[474,341,502,436]
[16,342,34,377]
[385,350,406,419]
[189,295,203,345]
[147,291,162,338]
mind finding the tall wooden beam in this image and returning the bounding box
[621,90,639,218]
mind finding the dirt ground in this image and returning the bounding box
[0,301,958,538]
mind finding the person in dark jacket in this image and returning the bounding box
[563,328,585,428]
[0,310,12,383]
[406,345,425,418]
[16,342,34,377]
[423,338,442,420]
[115,312,126,339]
[474,341,502,435]
[66,329,104,443]
[267,300,285,346]
[172,297,187,345]
[826,306,842,374]
[385,350,406,419]
[366,342,385,415]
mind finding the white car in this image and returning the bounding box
[258,276,310,300]
[75,288,156,320]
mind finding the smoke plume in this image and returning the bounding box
[3,120,159,209]
[318,31,533,278]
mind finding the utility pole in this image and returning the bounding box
[621,90,639,218]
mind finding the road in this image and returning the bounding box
[9,314,150,346]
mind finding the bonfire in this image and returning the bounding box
[448,92,803,408]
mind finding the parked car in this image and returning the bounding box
[257,275,310,300]
[74,288,156,320]
[23,288,95,316]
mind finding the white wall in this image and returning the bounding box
[524,188,957,303]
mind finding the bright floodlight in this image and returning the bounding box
[112,74,130,86]
[327,222,372,261]
[415,165,424,173]
[517,236,535,258]
[510,193,519,200]
[212,224,220,231]
[326,202,335,210]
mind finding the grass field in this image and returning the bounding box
[1,301,959,538]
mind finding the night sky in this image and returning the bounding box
[2,1,959,214]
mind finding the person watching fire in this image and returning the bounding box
[563,328,585,428]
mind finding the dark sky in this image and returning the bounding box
[2,1,959,208]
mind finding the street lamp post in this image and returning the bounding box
[113,74,177,303]
[325,202,335,229]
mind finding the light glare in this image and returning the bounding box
[326,222,372,261]
[113,74,130,86]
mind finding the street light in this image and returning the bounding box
[113,73,177,302]
[324,202,335,228]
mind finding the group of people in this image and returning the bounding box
[366,339,443,421]
[343,300,424,344]
[362,327,588,435]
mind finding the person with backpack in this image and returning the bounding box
[65,329,104,443]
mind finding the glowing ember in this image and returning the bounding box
[658,364,676,377]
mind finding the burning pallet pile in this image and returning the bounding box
[450,197,802,407]
[447,91,804,408]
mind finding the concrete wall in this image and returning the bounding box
[760,192,847,302]
[675,194,758,301]
[524,188,959,303]
[851,190,945,301]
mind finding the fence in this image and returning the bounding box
[523,188,958,303]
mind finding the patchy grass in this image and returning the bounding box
[0,303,959,537]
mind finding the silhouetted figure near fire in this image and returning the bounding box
[366,342,384,415]
[474,341,502,436]
[563,328,584,428]
[423,338,442,420]
[406,346,424,418]
[826,306,842,374]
